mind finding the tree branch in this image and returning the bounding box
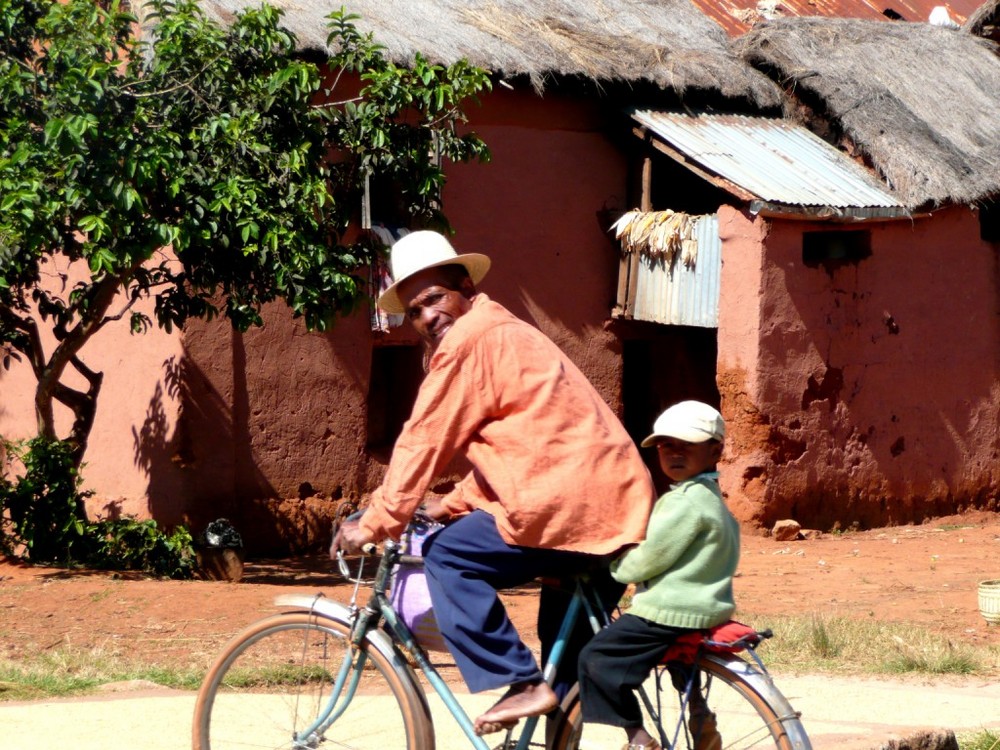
[36,269,131,447]
[103,294,139,324]
[121,53,225,98]
[312,95,364,109]
[51,366,103,487]
[0,305,46,380]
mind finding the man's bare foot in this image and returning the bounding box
[473,680,558,735]
[474,717,518,736]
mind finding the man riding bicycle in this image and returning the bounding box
[332,231,655,735]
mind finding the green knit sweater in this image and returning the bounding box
[611,473,740,629]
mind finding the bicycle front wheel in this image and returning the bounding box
[551,653,809,750]
[193,612,434,750]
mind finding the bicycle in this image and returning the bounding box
[192,523,812,750]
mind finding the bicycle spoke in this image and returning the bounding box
[193,614,431,750]
[551,656,807,750]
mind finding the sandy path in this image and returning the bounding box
[2,674,998,750]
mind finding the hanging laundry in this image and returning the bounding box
[369,226,408,332]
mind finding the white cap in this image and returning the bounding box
[377,231,491,314]
[640,401,726,447]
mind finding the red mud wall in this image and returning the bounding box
[167,306,379,550]
[0,255,185,522]
[441,88,626,406]
[717,204,1000,530]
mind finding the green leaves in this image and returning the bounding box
[1,0,491,478]
[321,23,491,229]
[0,437,93,563]
[0,436,196,575]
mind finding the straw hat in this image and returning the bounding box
[640,401,726,447]
[377,231,491,313]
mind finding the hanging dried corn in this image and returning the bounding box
[680,214,699,267]
[609,209,706,267]
[609,210,642,243]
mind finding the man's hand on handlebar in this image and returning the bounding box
[330,517,376,558]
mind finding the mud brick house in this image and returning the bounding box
[714,18,1000,528]
[3,1,999,550]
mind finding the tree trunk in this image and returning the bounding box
[33,274,122,471]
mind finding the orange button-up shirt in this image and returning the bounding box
[360,294,655,555]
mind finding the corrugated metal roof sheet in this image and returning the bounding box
[632,111,906,214]
[630,215,721,328]
[693,0,977,37]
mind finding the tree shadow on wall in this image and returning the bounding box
[131,392,186,527]
[132,347,278,535]
[0,360,12,428]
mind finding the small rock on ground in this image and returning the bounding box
[772,519,802,541]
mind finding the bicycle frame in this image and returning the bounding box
[198,530,811,750]
[276,539,611,750]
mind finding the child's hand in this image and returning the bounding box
[419,496,452,521]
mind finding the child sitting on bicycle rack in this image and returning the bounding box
[577,401,740,750]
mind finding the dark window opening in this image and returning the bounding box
[366,345,425,460]
[803,230,871,268]
[979,200,1000,243]
[882,8,905,20]
[643,147,733,216]
[365,172,411,238]
[621,324,720,494]
[365,153,444,235]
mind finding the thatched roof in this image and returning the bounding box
[197,0,782,106]
[738,18,1000,208]
[964,0,1000,41]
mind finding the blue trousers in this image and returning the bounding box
[422,510,622,694]
[578,613,695,727]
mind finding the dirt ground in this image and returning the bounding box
[2,509,1000,679]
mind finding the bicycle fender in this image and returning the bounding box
[703,653,813,750]
[273,594,403,666]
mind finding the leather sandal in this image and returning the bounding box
[621,740,661,750]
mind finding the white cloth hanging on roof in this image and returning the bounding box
[369,226,408,332]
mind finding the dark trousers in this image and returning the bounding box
[422,510,622,694]
[578,613,695,727]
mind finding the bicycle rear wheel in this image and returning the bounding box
[193,612,434,750]
[551,653,809,750]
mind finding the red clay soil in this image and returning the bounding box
[2,509,999,679]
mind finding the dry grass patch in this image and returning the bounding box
[739,612,1000,677]
[0,646,203,701]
